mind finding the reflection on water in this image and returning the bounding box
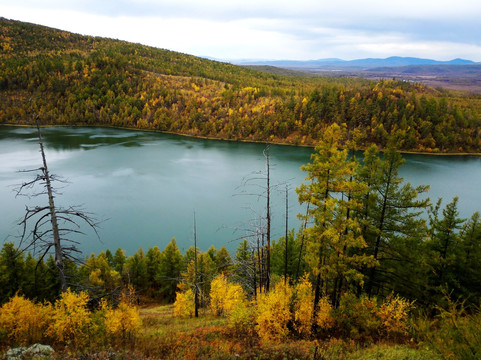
[1,125,481,256]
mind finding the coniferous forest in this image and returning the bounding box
[1,18,481,359]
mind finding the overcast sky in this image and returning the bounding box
[1,0,481,61]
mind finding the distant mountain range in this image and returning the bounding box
[233,56,479,70]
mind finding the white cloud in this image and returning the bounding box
[1,0,480,60]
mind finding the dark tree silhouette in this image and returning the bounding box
[16,106,99,292]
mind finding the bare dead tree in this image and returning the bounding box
[193,210,199,318]
[284,184,289,284]
[295,203,310,281]
[15,106,99,293]
[233,145,284,292]
[265,146,271,292]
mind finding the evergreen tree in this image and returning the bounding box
[146,246,163,294]
[360,145,429,298]
[458,211,481,306]
[270,230,300,279]
[215,246,233,274]
[112,248,126,274]
[233,239,255,296]
[157,238,183,302]
[125,248,148,292]
[0,242,25,303]
[426,197,465,305]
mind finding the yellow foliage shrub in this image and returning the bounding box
[227,298,255,335]
[210,274,245,316]
[378,294,413,336]
[105,295,141,343]
[316,296,334,330]
[255,279,293,343]
[293,276,314,336]
[48,289,91,347]
[173,288,195,317]
[0,294,52,345]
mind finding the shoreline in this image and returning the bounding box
[2,122,481,157]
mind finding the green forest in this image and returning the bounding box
[2,18,481,153]
[1,18,481,360]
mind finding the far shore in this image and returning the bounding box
[2,122,481,157]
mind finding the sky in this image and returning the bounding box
[1,0,481,62]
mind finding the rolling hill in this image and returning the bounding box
[1,18,481,153]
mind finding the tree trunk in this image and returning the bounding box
[34,115,67,292]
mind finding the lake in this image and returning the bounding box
[1,126,481,256]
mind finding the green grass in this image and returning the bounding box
[134,304,441,360]
[346,344,441,360]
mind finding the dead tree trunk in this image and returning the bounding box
[34,114,67,292]
[16,106,99,294]
[194,211,199,318]
[265,146,271,292]
[284,185,288,284]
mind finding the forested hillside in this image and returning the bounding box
[1,18,481,152]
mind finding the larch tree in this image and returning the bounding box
[360,145,429,298]
[156,238,183,302]
[458,211,481,306]
[426,197,465,303]
[297,123,372,313]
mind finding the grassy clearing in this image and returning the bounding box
[131,304,441,360]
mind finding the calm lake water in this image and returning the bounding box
[1,126,481,256]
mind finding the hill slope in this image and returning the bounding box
[1,18,481,152]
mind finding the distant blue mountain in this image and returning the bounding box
[235,56,477,69]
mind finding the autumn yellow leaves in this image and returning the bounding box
[0,289,141,347]
[173,274,412,344]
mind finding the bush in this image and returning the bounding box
[316,296,334,331]
[334,293,381,341]
[255,279,293,343]
[47,289,92,347]
[417,300,481,360]
[104,294,142,344]
[293,276,314,336]
[226,298,255,335]
[378,294,413,338]
[0,294,52,345]
[210,274,246,316]
[173,288,195,317]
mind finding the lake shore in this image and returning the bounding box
[2,122,481,157]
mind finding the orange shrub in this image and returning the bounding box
[0,294,52,345]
